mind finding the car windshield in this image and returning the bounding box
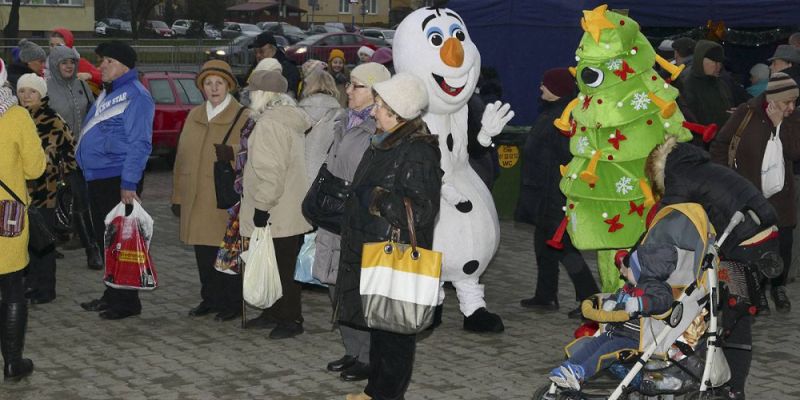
[232,35,254,46]
[150,21,168,29]
[284,25,305,35]
[297,34,324,46]
[382,31,394,39]
[241,24,261,33]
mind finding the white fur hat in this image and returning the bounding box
[373,73,428,120]
[358,45,375,58]
[17,73,47,97]
[350,62,390,88]
[253,57,282,73]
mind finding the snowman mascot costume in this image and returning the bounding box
[394,7,514,333]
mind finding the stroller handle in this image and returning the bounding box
[716,210,745,249]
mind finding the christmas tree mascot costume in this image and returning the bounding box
[394,7,514,333]
[550,5,698,292]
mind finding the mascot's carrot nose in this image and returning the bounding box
[440,37,464,68]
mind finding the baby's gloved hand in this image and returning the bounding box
[602,300,618,311]
[624,297,642,315]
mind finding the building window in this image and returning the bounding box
[0,0,85,5]
[338,0,351,14]
[366,0,377,14]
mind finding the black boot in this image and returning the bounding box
[76,211,103,270]
[1,303,34,381]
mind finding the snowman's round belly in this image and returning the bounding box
[434,168,500,281]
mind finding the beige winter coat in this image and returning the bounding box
[172,100,249,246]
[240,104,313,238]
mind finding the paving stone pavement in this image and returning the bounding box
[3,164,800,400]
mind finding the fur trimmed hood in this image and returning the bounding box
[645,135,679,199]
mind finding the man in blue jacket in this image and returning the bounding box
[76,41,154,320]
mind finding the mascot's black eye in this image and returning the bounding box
[453,28,466,41]
[581,67,604,88]
[428,32,444,47]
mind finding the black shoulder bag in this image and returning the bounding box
[214,107,247,210]
[0,178,56,254]
[301,143,353,234]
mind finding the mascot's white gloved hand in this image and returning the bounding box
[441,182,468,206]
[477,101,515,147]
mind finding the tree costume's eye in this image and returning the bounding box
[582,66,604,87]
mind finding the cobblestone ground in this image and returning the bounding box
[3,163,799,400]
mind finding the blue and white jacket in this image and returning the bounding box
[76,68,154,190]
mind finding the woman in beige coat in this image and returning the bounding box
[240,68,312,339]
[172,60,250,322]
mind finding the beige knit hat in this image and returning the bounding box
[248,70,288,93]
[765,72,799,103]
[350,62,390,88]
[373,73,428,120]
[17,73,47,97]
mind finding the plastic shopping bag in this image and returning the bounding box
[242,225,282,308]
[761,123,785,198]
[102,201,158,290]
[294,232,325,286]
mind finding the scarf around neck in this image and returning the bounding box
[347,105,374,130]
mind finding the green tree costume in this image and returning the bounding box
[552,5,692,291]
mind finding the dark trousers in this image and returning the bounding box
[533,223,599,302]
[26,207,57,298]
[365,329,416,400]
[69,169,90,214]
[87,176,141,314]
[194,245,241,313]
[772,226,794,287]
[264,234,303,323]
[0,269,25,304]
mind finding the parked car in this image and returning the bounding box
[257,21,307,44]
[139,72,205,162]
[100,18,132,37]
[172,19,192,36]
[306,24,344,35]
[285,33,372,65]
[222,22,262,39]
[361,28,394,46]
[95,21,108,36]
[206,34,288,67]
[143,20,175,38]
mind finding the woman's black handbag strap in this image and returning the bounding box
[0,178,25,205]
[220,106,247,146]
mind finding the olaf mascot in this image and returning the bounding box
[394,7,514,333]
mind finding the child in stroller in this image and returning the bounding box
[549,242,677,391]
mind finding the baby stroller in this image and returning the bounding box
[533,203,747,400]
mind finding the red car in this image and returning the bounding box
[285,32,373,65]
[139,72,205,161]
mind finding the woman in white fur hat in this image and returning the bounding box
[17,73,76,306]
[336,73,442,400]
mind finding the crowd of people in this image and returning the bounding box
[0,22,798,399]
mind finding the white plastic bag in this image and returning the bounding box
[294,232,325,286]
[104,200,154,248]
[242,225,282,309]
[761,123,785,198]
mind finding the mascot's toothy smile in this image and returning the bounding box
[432,73,467,96]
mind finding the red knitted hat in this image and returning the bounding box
[542,68,576,98]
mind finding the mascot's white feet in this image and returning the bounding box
[463,307,504,333]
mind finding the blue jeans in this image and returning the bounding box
[568,332,638,379]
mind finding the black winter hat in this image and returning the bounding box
[95,40,137,69]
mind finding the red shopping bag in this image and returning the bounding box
[103,202,158,290]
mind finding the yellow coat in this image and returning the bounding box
[0,106,46,274]
[172,99,249,246]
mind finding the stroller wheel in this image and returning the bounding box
[531,383,585,400]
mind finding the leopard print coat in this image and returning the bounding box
[26,97,77,208]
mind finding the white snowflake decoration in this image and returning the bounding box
[630,92,651,111]
[615,176,634,194]
[575,136,590,154]
[605,59,622,71]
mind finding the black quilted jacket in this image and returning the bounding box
[334,118,442,328]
